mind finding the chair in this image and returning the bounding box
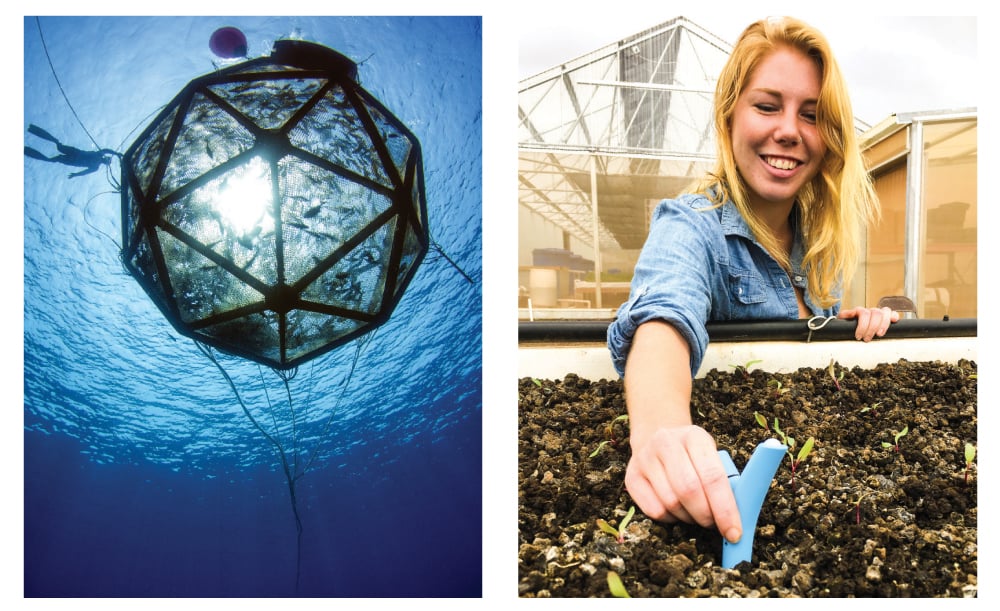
[877,295,918,317]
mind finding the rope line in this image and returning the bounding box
[195,342,303,591]
[430,236,475,284]
[34,17,102,151]
[196,337,371,593]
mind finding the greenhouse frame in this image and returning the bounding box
[518,16,977,321]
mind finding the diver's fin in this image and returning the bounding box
[69,166,100,178]
[23,146,51,161]
[27,124,59,143]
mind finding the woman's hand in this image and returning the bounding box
[837,306,899,341]
[625,424,742,544]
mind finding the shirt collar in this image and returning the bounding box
[719,200,754,240]
[719,198,806,274]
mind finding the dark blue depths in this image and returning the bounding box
[24,390,482,597]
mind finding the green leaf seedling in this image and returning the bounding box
[850,492,870,525]
[828,359,844,391]
[607,570,631,598]
[596,505,635,544]
[590,414,629,458]
[605,414,629,443]
[753,411,789,450]
[730,359,762,379]
[881,425,909,454]
[588,440,611,459]
[860,401,881,415]
[755,413,794,448]
[789,437,814,490]
[772,418,791,449]
[751,412,814,490]
[768,378,790,398]
[964,442,976,485]
[756,413,795,451]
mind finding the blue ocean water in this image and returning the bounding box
[23,16,482,597]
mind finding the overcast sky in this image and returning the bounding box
[518,12,978,127]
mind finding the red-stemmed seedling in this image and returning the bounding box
[589,414,629,458]
[596,505,636,544]
[964,442,976,485]
[788,437,815,490]
[860,401,881,415]
[828,359,844,392]
[849,492,870,524]
[753,412,814,490]
[768,379,790,399]
[881,425,908,454]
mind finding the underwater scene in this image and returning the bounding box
[23,16,482,597]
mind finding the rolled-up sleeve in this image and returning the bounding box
[607,197,720,378]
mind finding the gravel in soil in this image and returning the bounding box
[518,359,977,597]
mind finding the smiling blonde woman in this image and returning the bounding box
[607,16,898,547]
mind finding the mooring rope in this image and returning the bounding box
[34,17,102,152]
[430,236,475,284]
[195,341,303,592]
[195,335,372,594]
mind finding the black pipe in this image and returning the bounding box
[519,318,977,343]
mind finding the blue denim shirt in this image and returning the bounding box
[607,193,840,378]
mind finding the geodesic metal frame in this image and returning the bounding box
[121,39,428,370]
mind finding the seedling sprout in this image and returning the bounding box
[607,571,631,598]
[605,414,629,443]
[751,412,814,489]
[730,359,762,378]
[590,414,629,457]
[964,442,976,484]
[789,437,815,489]
[588,440,610,459]
[596,505,635,544]
[772,418,792,449]
[860,401,881,414]
[768,378,790,398]
[882,425,909,453]
[850,492,869,524]
[828,359,844,391]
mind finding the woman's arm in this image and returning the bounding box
[623,320,743,544]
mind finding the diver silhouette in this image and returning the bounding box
[24,124,120,178]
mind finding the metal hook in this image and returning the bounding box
[806,315,837,343]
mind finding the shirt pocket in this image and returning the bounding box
[728,270,767,306]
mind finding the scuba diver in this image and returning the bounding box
[24,124,120,178]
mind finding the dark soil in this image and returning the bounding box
[518,359,977,597]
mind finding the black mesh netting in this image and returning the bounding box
[121,40,427,369]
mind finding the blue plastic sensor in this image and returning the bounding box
[718,438,787,568]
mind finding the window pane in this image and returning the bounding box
[922,119,977,318]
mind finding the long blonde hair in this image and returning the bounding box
[690,16,879,307]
